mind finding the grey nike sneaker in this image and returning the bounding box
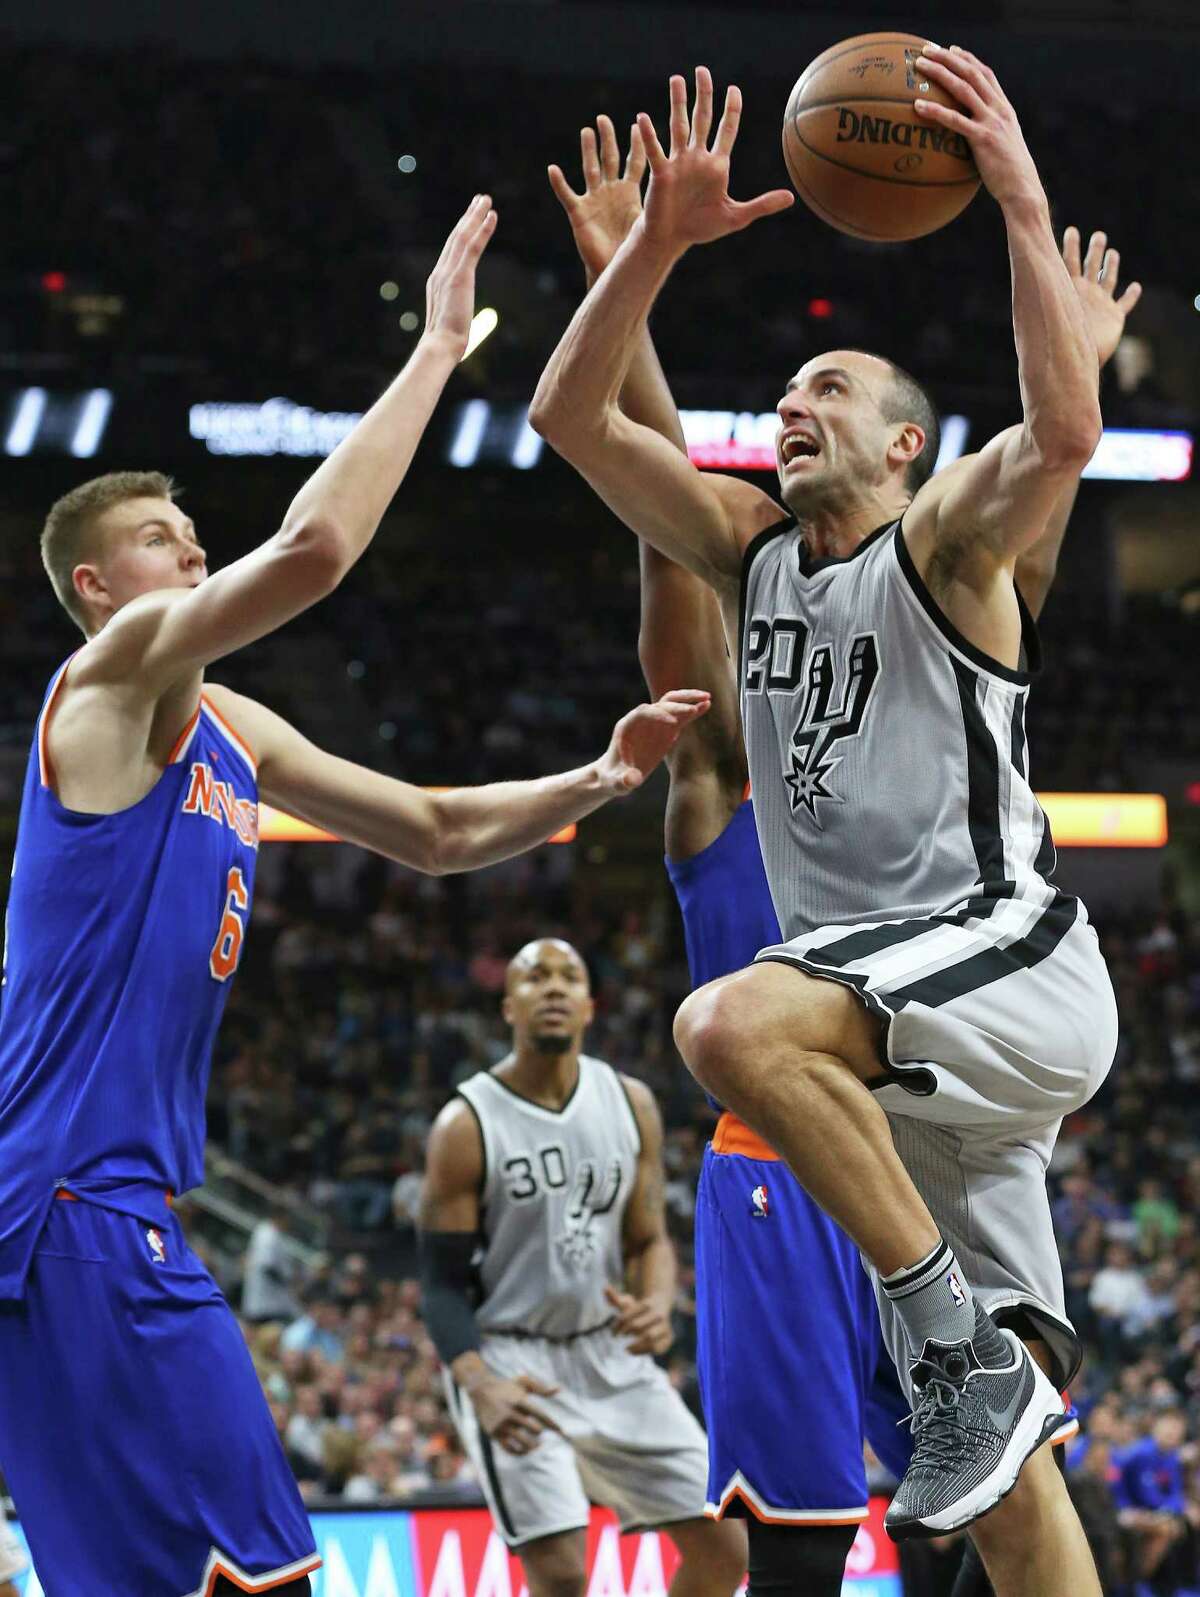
[885,1307,1068,1540]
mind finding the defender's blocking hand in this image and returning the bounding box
[423,194,498,359]
[597,690,711,796]
[637,67,793,257]
[1061,226,1142,366]
[549,116,648,282]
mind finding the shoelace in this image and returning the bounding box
[902,1357,970,1475]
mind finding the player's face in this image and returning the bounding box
[503,941,594,1056]
[774,351,897,514]
[89,497,208,614]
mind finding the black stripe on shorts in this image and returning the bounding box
[887,892,1078,1011]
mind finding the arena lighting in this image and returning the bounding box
[1080,428,1192,482]
[462,307,498,361]
[69,389,114,459]
[4,387,47,456]
[1039,793,1167,848]
[257,795,1160,850]
[258,801,576,846]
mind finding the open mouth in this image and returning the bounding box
[780,432,821,466]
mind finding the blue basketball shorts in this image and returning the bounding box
[694,1121,914,1524]
[0,1195,320,1597]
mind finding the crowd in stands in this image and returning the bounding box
[2,40,1193,428]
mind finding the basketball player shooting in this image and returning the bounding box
[0,196,710,1597]
[419,939,747,1597]
[532,54,1124,1596]
[548,111,1139,1597]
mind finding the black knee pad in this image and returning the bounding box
[746,1518,857,1597]
[214,1580,311,1597]
[949,1537,994,1597]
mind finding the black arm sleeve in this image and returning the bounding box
[419,1230,483,1365]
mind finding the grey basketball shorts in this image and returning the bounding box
[757,889,1118,1392]
[445,1326,709,1548]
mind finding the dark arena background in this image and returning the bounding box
[2,2,1200,1593]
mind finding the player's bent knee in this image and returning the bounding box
[518,1534,587,1597]
[670,1515,748,1589]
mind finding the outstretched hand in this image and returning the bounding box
[597,690,711,796]
[912,45,1042,210]
[423,194,498,359]
[637,67,794,256]
[1061,226,1142,367]
[549,116,648,282]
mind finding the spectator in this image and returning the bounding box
[281,1289,346,1363]
[241,1208,303,1324]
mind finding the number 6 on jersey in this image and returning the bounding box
[209,866,249,981]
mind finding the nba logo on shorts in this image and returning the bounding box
[750,1184,769,1219]
[146,1227,166,1265]
[947,1269,966,1307]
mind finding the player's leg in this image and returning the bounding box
[743,1521,857,1597]
[966,1437,1099,1596]
[443,1352,592,1570]
[675,962,940,1276]
[664,1517,751,1597]
[515,1529,589,1597]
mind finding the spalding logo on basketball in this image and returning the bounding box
[782,32,981,241]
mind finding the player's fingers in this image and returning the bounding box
[1115,281,1143,315]
[668,73,689,154]
[1062,225,1083,276]
[659,688,712,706]
[517,1374,561,1398]
[914,54,987,118]
[1083,229,1108,281]
[1101,247,1121,296]
[731,189,796,229]
[548,164,579,211]
[946,44,1000,96]
[464,209,498,260]
[516,1402,562,1433]
[691,65,714,147]
[597,114,620,180]
[440,195,492,273]
[625,122,648,187]
[913,99,974,138]
[637,112,669,175]
[605,1283,634,1309]
[580,125,602,189]
[712,82,743,157]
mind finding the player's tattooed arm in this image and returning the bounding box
[419,1101,562,1457]
[531,70,787,599]
[903,50,1103,581]
[1016,226,1142,619]
[607,1077,676,1357]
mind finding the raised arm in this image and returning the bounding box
[605,1078,677,1356]
[903,48,1103,584]
[205,682,709,875]
[80,197,497,694]
[1016,226,1142,618]
[419,1101,560,1455]
[549,115,747,850]
[530,69,791,596]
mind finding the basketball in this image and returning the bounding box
[783,32,981,241]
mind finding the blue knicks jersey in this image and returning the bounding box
[665,798,781,988]
[0,663,259,1298]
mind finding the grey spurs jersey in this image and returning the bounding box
[740,518,1061,937]
[457,1054,641,1339]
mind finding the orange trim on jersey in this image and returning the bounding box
[191,1550,323,1597]
[201,694,258,774]
[167,703,203,764]
[742,779,752,803]
[711,1111,779,1161]
[55,1187,172,1205]
[706,1482,867,1526]
[37,659,74,790]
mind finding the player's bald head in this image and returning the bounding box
[504,938,590,993]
